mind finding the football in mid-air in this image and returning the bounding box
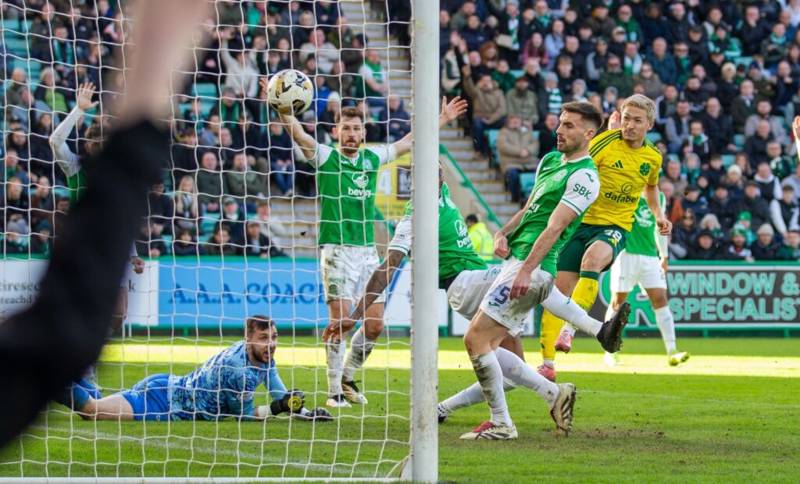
[266,69,314,115]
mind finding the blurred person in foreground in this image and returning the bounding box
[0,0,209,446]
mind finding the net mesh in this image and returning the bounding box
[0,0,415,479]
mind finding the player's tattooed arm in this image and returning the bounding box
[348,250,406,322]
[391,96,468,156]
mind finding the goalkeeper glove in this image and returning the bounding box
[293,407,334,422]
[269,390,305,416]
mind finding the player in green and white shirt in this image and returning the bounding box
[264,78,469,407]
[460,102,629,441]
[605,194,689,367]
[50,83,144,333]
[342,165,622,431]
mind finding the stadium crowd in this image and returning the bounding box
[1,0,800,262]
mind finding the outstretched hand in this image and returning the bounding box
[259,77,269,101]
[440,96,468,125]
[76,82,99,111]
[608,111,621,130]
[792,116,800,139]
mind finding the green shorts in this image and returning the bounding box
[557,223,628,273]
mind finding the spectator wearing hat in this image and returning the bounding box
[771,185,800,237]
[505,75,538,128]
[751,224,782,260]
[497,114,539,203]
[465,213,494,262]
[687,229,722,260]
[586,4,616,39]
[778,230,800,261]
[724,228,754,261]
[708,184,740,231]
[461,64,507,158]
[219,195,245,239]
[682,185,708,219]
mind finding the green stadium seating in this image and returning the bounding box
[200,213,221,234]
[733,134,745,148]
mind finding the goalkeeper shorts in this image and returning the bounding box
[119,373,171,421]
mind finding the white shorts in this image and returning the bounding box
[609,251,667,293]
[447,265,503,320]
[320,244,385,304]
[478,258,554,335]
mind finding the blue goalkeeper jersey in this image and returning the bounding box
[168,341,287,420]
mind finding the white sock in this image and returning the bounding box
[439,379,516,416]
[325,339,346,396]
[342,329,376,382]
[470,352,513,427]
[562,323,576,337]
[604,301,616,322]
[542,288,603,336]
[654,306,677,354]
[542,358,555,368]
[495,347,559,406]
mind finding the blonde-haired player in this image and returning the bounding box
[537,94,672,380]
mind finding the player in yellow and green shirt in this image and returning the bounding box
[537,94,673,381]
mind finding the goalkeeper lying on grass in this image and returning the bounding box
[57,315,331,422]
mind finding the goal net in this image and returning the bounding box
[0,0,435,480]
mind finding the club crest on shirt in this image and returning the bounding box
[352,173,369,189]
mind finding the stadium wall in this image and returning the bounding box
[2,259,798,334]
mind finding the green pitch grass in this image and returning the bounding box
[1,337,798,482]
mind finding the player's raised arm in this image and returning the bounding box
[50,82,99,176]
[391,96,468,157]
[260,77,318,162]
[793,116,800,159]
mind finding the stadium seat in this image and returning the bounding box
[200,212,221,234]
[646,132,662,144]
[721,154,735,167]
[734,56,753,68]
[487,129,500,166]
[520,172,536,197]
[733,134,745,148]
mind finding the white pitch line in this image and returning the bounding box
[24,425,397,480]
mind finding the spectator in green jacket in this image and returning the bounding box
[465,213,494,262]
